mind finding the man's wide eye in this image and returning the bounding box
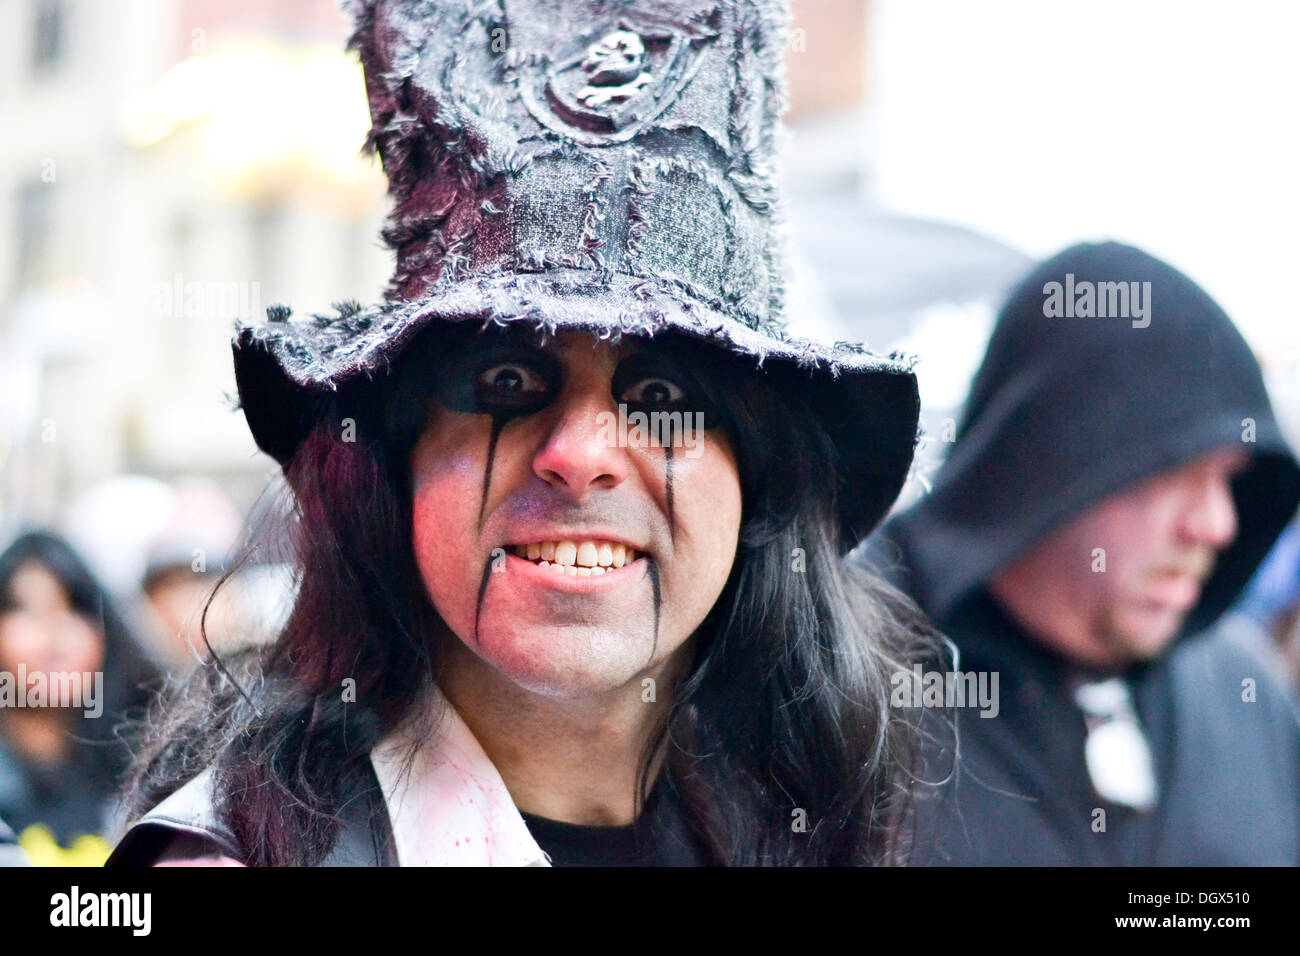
[431,342,560,417]
[620,377,687,407]
[475,362,552,407]
[479,363,544,394]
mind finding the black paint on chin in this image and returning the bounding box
[646,556,662,664]
[472,552,496,646]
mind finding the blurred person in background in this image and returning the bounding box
[0,531,161,865]
[137,479,246,671]
[139,557,226,669]
[861,242,1300,865]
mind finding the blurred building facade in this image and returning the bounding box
[0,0,389,537]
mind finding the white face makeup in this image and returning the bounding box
[409,329,743,700]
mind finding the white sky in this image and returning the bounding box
[868,0,1300,374]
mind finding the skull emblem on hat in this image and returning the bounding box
[578,29,653,107]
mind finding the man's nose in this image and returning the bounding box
[1181,469,1239,550]
[532,391,627,498]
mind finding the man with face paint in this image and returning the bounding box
[398,325,745,842]
[109,0,929,867]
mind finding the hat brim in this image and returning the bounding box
[233,270,920,550]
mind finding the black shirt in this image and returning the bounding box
[519,777,710,866]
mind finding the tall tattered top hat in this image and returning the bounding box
[232,0,921,550]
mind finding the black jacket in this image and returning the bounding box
[860,241,1300,865]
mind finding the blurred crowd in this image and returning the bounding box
[0,478,291,865]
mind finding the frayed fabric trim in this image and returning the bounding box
[235,267,917,393]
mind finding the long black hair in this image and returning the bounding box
[123,321,938,865]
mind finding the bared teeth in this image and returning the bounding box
[512,539,638,569]
[554,540,578,566]
[537,561,612,577]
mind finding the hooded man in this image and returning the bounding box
[107,0,930,867]
[861,241,1300,865]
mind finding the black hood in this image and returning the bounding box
[870,241,1300,637]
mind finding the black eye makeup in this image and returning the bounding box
[432,342,562,418]
[621,377,685,407]
[611,345,730,547]
[610,351,720,426]
[428,335,563,533]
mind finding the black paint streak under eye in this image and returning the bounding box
[663,440,676,542]
[646,556,662,664]
[477,413,510,531]
[472,552,496,646]
[473,408,534,639]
